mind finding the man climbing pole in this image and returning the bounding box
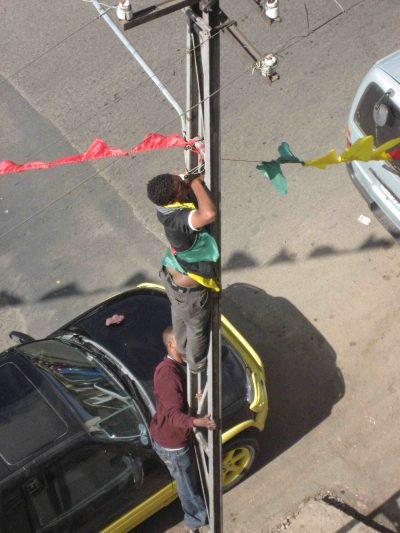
[150,327,216,533]
[147,169,219,372]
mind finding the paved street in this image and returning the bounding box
[1,0,400,531]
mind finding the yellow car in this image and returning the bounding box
[1,285,267,533]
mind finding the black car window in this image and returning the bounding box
[221,343,247,410]
[19,340,150,445]
[0,362,67,465]
[355,81,400,172]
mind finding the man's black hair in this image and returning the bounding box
[147,174,176,206]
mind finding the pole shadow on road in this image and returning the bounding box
[325,488,400,532]
[221,283,345,468]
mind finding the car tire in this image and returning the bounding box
[222,437,259,492]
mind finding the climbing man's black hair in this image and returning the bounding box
[147,174,176,206]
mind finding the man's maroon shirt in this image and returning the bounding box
[150,356,195,448]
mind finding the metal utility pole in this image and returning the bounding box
[184,2,222,530]
[200,3,222,532]
[91,1,272,530]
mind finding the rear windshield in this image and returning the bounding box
[0,362,67,465]
[71,293,171,395]
[71,292,247,405]
[355,82,400,173]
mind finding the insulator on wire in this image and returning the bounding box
[252,54,279,81]
[116,0,133,21]
[265,0,281,22]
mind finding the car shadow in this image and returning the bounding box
[133,282,345,533]
[222,283,345,468]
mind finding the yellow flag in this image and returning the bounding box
[339,136,374,162]
[371,137,400,160]
[303,149,339,169]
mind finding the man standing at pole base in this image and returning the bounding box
[150,327,216,533]
[147,171,219,373]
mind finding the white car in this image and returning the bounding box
[346,49,400,237]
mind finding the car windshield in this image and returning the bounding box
[19,340,150,445]
[355,81,400,173]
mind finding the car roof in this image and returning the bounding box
[376,49,400,83]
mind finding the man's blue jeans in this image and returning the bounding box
[153,442,208,529]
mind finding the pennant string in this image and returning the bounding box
[0,133,194,176]
[2,133,400,201]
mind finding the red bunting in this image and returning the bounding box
[389,148,400,160]
[0,133,192,175]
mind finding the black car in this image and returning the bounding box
[0,285,267,532]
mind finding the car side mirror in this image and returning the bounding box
[373,88,394,127]
[9,331,35,344]
[373,102,390,127]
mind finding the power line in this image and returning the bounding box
[4,56,183,167]
[6,14,102,81]
[2,1,268,171]
[1,0,355,193]
[0,160,117,242]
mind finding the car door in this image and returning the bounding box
[24,439,174,533]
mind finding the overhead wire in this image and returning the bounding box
[1,2,260,178]
[0,160,117,241]
[81,0,117,9]
[1,0,354,242]
[6,13,103,81]
[6,55,184,166]
[0,39,256,241]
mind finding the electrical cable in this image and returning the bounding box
[4,55,183,167]
[1,36,253,185]
[1,2,268,173]
[221,157,261,163]
[0,160,117,242]
[81,0,117,9]
[0,0,356,220]
[6,14,102,81]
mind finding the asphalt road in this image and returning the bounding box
[1,0,400,531]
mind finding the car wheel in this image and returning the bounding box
[222,437,259,492]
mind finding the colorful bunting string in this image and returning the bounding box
[257,135,400,195]
[2,133,400,199]
[0,133,193,175]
